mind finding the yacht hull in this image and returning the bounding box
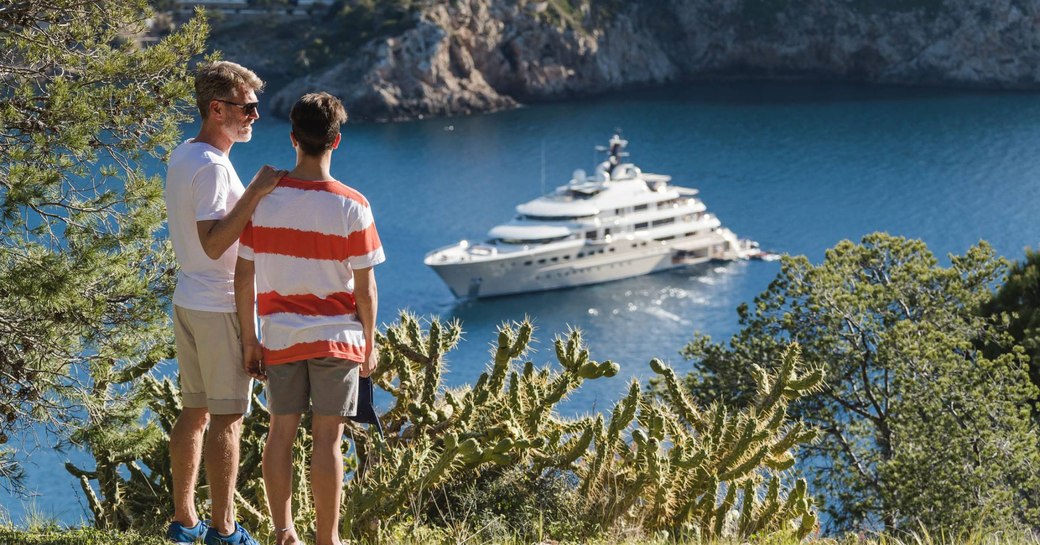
[428,242,722,299]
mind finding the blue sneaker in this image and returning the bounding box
[167,520,209,544]
[204,522,261,545]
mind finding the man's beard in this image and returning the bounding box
[225,118,253,143]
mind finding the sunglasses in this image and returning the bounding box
[215,99,259,116]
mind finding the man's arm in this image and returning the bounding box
[197,165,284,259]
[353,266,378,377]
[234,257,265,380]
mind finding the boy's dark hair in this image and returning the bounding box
[290,92,348,156]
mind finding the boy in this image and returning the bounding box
[234,92,384,545]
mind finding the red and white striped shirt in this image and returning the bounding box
[238,177,385,366]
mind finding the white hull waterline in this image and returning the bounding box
[425,136,764,299]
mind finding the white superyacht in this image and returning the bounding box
[425,135,763,298]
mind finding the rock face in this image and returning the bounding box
[269,0,1040,121]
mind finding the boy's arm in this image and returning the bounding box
[234,256,265,380]
[197,165,284,259]
[353,266,378,377]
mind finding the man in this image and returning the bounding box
[235,92,383,545]
[164,60,286,545]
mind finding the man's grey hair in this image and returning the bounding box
[194,61,264,119]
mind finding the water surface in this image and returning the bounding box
[5,81,1040,523]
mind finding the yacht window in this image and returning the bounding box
[495,235,569,245]
[568,189,600,199]
[564,255,571,260]
[585,230,597,239]
[615,208,623,216]
[652,217,675,227]
[634,204,648,211]
[657,198,682,208]
[631,243,637,248]
[656,235,675,242]
[634,222,648,230]
[551,257,558,262]
[577,252,584,258]
[524,260,532,266]
[521,213,595,221]
[609,247,615,252]
[537,259,546,264]
[604,228,612,236]
[685,232,697,237]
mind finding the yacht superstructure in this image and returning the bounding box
[424,135,761,298]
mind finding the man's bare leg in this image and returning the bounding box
[171,406,210,527]
[264,413,303,545]
[206,413,244,535]
[311,415,346,545]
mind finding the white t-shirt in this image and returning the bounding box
[165,139,245,312]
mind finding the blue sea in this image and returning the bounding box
[4,81,1040,524]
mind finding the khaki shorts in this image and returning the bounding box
[265,357,360,417]
[173,305,252,415]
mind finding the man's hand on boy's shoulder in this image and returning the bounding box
[360,348,378,378]
[247,165,287,197]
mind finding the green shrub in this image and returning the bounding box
[678,234,1040,532]
[427,466,589,542]
[981,247,1040,397]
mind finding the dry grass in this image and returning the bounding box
[2,522,1037,545]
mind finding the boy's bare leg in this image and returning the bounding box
[264,413,304,545]
[311,415,346,545]
[170,407,210,526]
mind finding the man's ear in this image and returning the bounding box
[331,133,342,150]
[290,132,298,148]
[209,99,222,119]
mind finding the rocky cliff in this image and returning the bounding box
[258,0,1040,121]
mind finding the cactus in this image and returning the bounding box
[576,344,823,540]
[67,314,821,543]
[328,316,630,539]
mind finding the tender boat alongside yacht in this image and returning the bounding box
[424,135,767,299]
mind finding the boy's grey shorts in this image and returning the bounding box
[265,357,360,417]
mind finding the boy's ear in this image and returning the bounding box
[290,131,297,148]
[331,133,341,150]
